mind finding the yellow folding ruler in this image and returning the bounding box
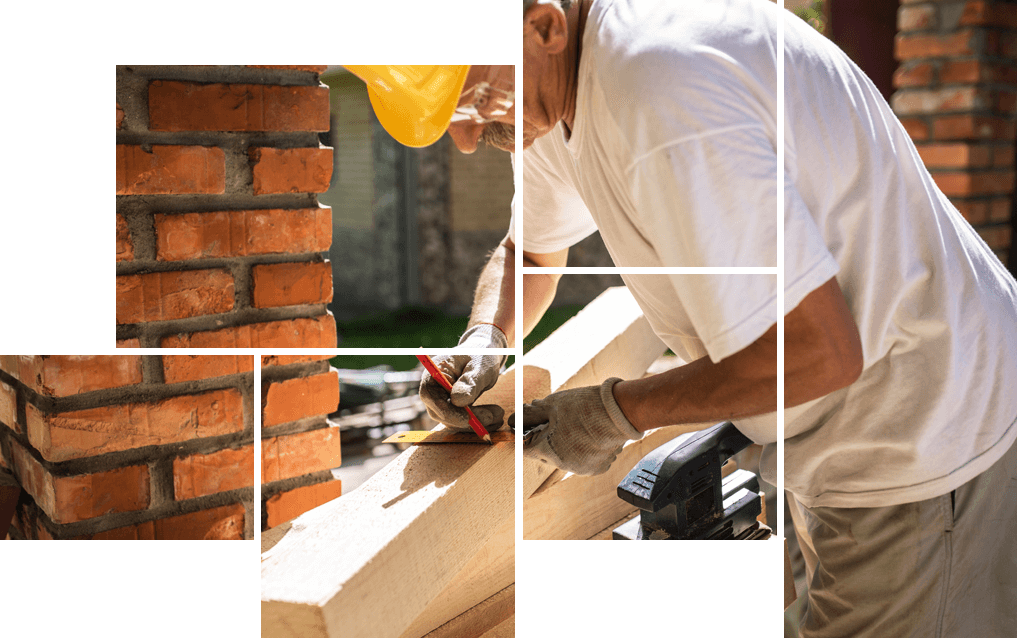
[383,429,515,445]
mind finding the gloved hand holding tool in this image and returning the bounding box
[517,377,643,476]
[418,324,507,435]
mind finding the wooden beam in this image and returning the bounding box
[262,286,676,636]
[515,286,729,540]
[261,370,516,638]
[524,422,720,540]
[420,585,514,638]
[397,515,514,638]
[521,286,668,499]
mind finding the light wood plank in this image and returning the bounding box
[262,373,516,638]
[420,584,514,638]
[398,517,514,638]
[524,422,720,540]
[518,288,716,539]
[521,287,667,498]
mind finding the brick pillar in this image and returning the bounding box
[261,356,342,530]
[892,1,1017,269]
[0,355,254,540]
[116,65,338,348]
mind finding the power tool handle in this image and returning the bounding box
[712,421,754,463]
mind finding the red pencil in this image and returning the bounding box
[417,354,492,444]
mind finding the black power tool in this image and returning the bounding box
[613,421,771,540]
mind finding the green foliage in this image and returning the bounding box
[794,0,825,33]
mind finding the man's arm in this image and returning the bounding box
[613,276,863,432]
[782,275,865,406]
[465,236,516,344]
[466,235,568,346]
[520,242,568,339]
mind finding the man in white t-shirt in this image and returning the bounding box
[343,65,522,433]
[514,0,795,474]
[430,0,1017,635]
[437,0,800,463]
[345,64,516,352]
[519,0,782,272]
[776,8,1017,635]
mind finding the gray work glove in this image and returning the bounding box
[419,324,508,432]
[518,377,642,476]
[457,323,508,350]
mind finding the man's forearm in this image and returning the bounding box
[468,239,566,346]
[612,325,778,432]
[520,271,561,339]
[468,241,517,345]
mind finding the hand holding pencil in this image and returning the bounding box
[417,353,505,442]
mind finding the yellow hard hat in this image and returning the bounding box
[344,65,471,148]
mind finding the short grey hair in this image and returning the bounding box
[524,0,573,12]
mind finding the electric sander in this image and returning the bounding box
[613,421,771,540]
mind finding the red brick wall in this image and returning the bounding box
[261,356,342,529]
[892,0,1017,268]
[0,355,253,540]
[116,65,337,348]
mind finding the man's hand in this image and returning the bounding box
[459,323,512,350]
[419,324,508,432]
[519,377,642,475]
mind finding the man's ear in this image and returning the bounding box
[523,1,568,55]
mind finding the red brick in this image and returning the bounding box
[154,208,332,261]
[933,115,1016,140]
[916,143,992,169]
[939,59,1017,85]
[117,213,134,262]
[892,86,989,115]
[893,62,935,88]
[149,81,329,132]
[262,426,343,482]
[248,65,328,73]
[998,91,1017,114]
[116,269,235,324]
[26,388,244,462]
[117,339,141,348]
[1002,31,1017,58]
[895,30,978,61]
[989,198,1013,222]
[959,1,1017,28]
[250,147,332,195]
[162,355,254,384]
[251,262,331,309]
[266,480,342,528]
[262,355,334,367]
[954,200,990,224]
[264,380,338,429]
[899,117,931,140]
[0,380,15,434]
[18,356,143,397]
[116,102,124,129]
[174,445,253,500]
[898,4,937,31]
[116,145,225,195]
[992,145,1014,167]
[78,503,246,540]
[933,170,1015,196]
[161,315,338,348]
[976,225,1012,250]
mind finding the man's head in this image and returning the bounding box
[446,65,516,154]
[523,0,571,11]
[521,0,579,149]
[345,65,516,154]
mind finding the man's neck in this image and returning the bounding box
[565,0,589,138]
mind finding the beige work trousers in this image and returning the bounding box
[787,436,1017,637]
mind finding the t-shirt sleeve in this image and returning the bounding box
[784,177,840,314]
[520,126,597,253]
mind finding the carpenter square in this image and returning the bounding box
[383,429,514,445]
[613,421,770,540]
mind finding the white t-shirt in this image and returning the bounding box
[517,0,784,442]
[620,272,781,447]
[519,0,780,268]
[780,11,1017,508]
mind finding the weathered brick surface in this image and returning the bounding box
[154,208,331,261]
[916,142,993,168]
[250,147,333,195]
[77,503,245,540]
[960,0,1017,28]
[932,115,1016,140]
[262,427,343,483]
[116,339,141,348]
[161,315,338,348]
[252,261,333,308]
[262,355,333,367]
[0,380,15,433]
[892,86,990,114]
[116,145,225,195]
[116,269,235,324]
[899,117,931,140]
[895,30,978,60]
[18,356,143,397]
[898,4,937,31]
[263,371,340,428]
[248,65,328,73]
[117,214,133,262]
[933,170,1016,196]
[894,62,935,88]
[149,81,330,132]
[117,102,124,129]
[173,444,253,500]
[162,355,253,384]
[977,224,1012,249]
[266,479,342,528]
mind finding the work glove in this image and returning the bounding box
[457,323,508,350]
[518,377,642,476]
[419,324,507,432]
